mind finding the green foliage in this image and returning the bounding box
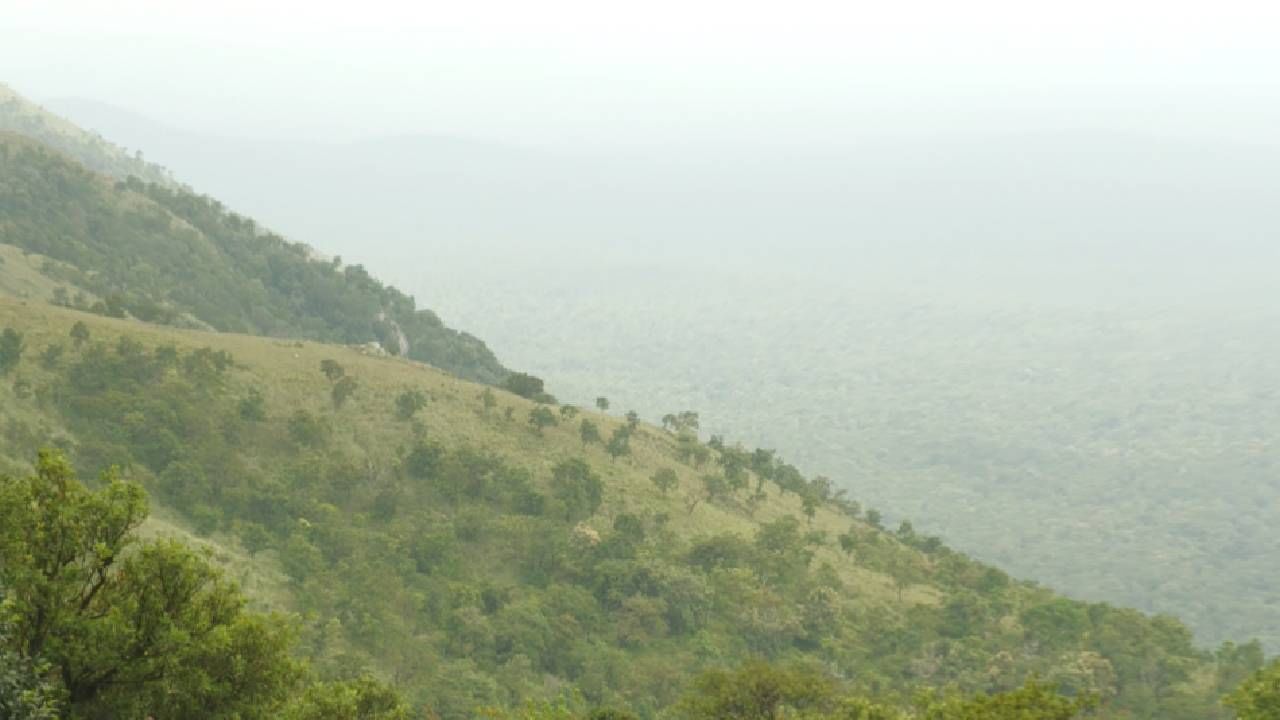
[595,397,609,412]
[504,372,548,400]
[240,388,268,421]
[550,458,604,522]
[0,623,60,720]
[677,660,835,720]
[396,389,428,420]
[676,663,1098,720]
[480,282,1280,651]
[289,410,328,447]
[0,450,302,719]
[1225,660,1280,720]
[0,310,1252,720]
[0,326,22,374]
[661,411,700,435]
[606,427,632,460]
[281,675,411,720]
[579,419,602,446]
[529,406,559,435]
[321,359,347,382]
[38,342,63,369]
[332,376,359,409]
[69,320,89,346]
[916,680,1095,720]
[651,468,679,495]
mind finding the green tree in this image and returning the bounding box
[0,621,60,720]
[503,372,546,400]
[651,468,679,495]
[281,675,410,720]
[606,427,632,460]
[579,419,602,446]
[240,388,268,421]
[528,406,559,435]
[395,389,428,420]
[702,473,730,503]
[0,450,301,719]
[1225,659,1280,720]
[288,410,327,447]
[661,410,700,435]
[320,358,346,382]
[39,343,64,370]
[918,679,1095,719]
[678,660,835,720]
[480,387,498,414]
[550,458,604,521]
[802,495,818,524]
[0,327,23,375]
[625,410,640,430]
[332,375,359,409]
[69,320,90,347]
[560,404,580,420]
[595,396,609,412]
[838,529,857,555]
[865,509,883,529]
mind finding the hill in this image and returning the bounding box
[0,130,510,384]
[0,106,1268,718]
[0,291,1265,719]
[0,83,176,187]
[438,265,1280,651]
[40,90,1280,651]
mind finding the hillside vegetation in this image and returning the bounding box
[426,265,1280,650]
[0,100,1273,718]
[0,131,509,384]
[0,296,1265,718]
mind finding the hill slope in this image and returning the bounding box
[0,101,1267,718]
[0,131,510,384]
[0,83,177,187]
[442,267,1280,651]
[0,296,1263,719]
[41,89,1280,651]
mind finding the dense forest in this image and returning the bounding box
[1,85,1276,718]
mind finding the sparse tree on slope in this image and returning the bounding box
[579,418,602,446]
[320,358,345,382]
[0,327,23,375]
[395,389,427,420]
[529,405,558,435]
[331,376,358,409]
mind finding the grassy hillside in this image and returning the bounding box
[0,131,510,384]
[0,296,1263,718]
[425,264,1280,650]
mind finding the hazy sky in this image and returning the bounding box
[4,0,1280,147]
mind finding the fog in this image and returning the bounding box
[6,0,1280,647]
